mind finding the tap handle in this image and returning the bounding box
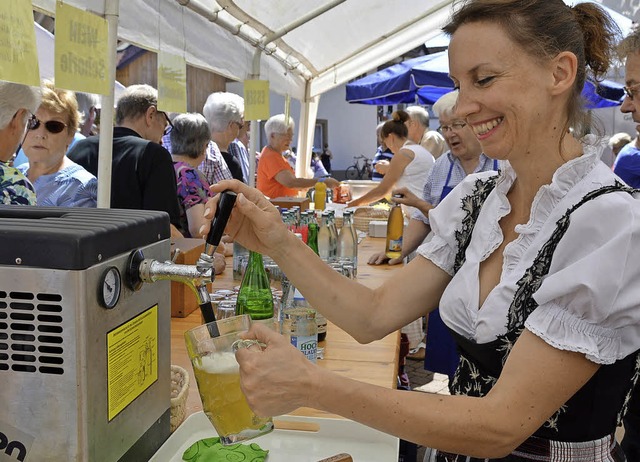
[206,190,237,249]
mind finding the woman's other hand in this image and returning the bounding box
[236,323,318,417]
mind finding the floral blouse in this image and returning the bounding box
[174,161,213,237]
[1,161,36,205]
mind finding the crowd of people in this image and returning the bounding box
[2,1,640,459]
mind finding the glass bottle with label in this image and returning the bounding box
[236,251,274,322]
[282,308,317,363]
[317,211,332,262]
[337,210,357,272]
[385,196,404,259]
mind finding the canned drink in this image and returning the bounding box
[282,308,317,363]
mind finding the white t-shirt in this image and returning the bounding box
[395,141,435,217]
[417,137,640,365]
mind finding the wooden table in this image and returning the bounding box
[170,237,400,420]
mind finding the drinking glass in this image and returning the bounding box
[184,315,274,444]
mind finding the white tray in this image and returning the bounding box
[150,412,399,462]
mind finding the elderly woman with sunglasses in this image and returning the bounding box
[19,80,97,207]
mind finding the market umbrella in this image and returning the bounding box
[346,50,625,108]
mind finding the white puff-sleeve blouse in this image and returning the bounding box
[417,139,640,365]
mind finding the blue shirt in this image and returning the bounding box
[228,139,250,184]
[18,160,97,207]
[613,142,640,188]
[413,151,498,224]
[371,146,393,181]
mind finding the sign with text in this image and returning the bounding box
[0,0,40,86]
[55,1,109,94]
[158,51,187,113]
[244,79,270,121]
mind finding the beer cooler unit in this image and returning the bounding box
[0,206,172,461]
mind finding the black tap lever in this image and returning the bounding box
[204,190,237,257]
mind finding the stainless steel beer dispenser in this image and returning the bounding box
[0,206,172,461]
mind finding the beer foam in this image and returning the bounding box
[196,351,240,374]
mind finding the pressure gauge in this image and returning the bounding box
[100,266,122,309]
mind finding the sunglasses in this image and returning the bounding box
[157,110,174,136]
[27,114,68,134]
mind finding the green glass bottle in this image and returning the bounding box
[236,251,274,320]
[307,221,319,255]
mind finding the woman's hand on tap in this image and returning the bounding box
[201,180,290,258]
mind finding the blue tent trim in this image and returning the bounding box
[346,50,624,109]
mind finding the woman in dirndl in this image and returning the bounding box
[203,1,640,460]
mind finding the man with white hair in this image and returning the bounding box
[0,80,40,205]
[405,105,446,158]
[200,92,243,184]
[75,92,100,137]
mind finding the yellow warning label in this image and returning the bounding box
[107,305,158,421]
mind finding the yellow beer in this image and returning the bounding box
[193,352,271,437]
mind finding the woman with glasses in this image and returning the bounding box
[204,1,640,460]
[19,80,97,207]
[347,110,435,217]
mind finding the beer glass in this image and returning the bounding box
[184,315,274,444]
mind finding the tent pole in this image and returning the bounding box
[97,0,119,208]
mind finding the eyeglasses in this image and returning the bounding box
[27,115,68,134]
[438,121,467,133]
[158,110,174,135]
[623,83,640,101]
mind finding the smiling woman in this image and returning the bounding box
[19,80,97,207]
[199,1,640,461]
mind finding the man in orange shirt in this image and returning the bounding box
[257,114,339,198]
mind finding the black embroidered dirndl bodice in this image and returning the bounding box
[446,176,640,443]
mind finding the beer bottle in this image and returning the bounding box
[314,181,327,211]
[236,251,274,321]
[385,197,404,259]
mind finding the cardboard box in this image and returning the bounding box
[368,220,388,238]
[170,237,211,317]
[269,196,310,211]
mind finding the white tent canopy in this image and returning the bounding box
[32,0,454,101]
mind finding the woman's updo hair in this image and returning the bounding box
[443,0,621,136]
[380,110,410,139]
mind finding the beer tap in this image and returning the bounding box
[126,191,237,335]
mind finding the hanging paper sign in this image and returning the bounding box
[158,51,187,113]
[0,0,41,86]
[244,79,270,121]
[284,93,291,124]
[55,1,109,94]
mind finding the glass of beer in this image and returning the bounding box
[184,314,274,444]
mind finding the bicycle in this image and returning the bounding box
[344,155,373,180]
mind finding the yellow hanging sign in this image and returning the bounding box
[158,51,187,113]
[0,0,41,86]
[55,1,109,94]
[244,79,270,121]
